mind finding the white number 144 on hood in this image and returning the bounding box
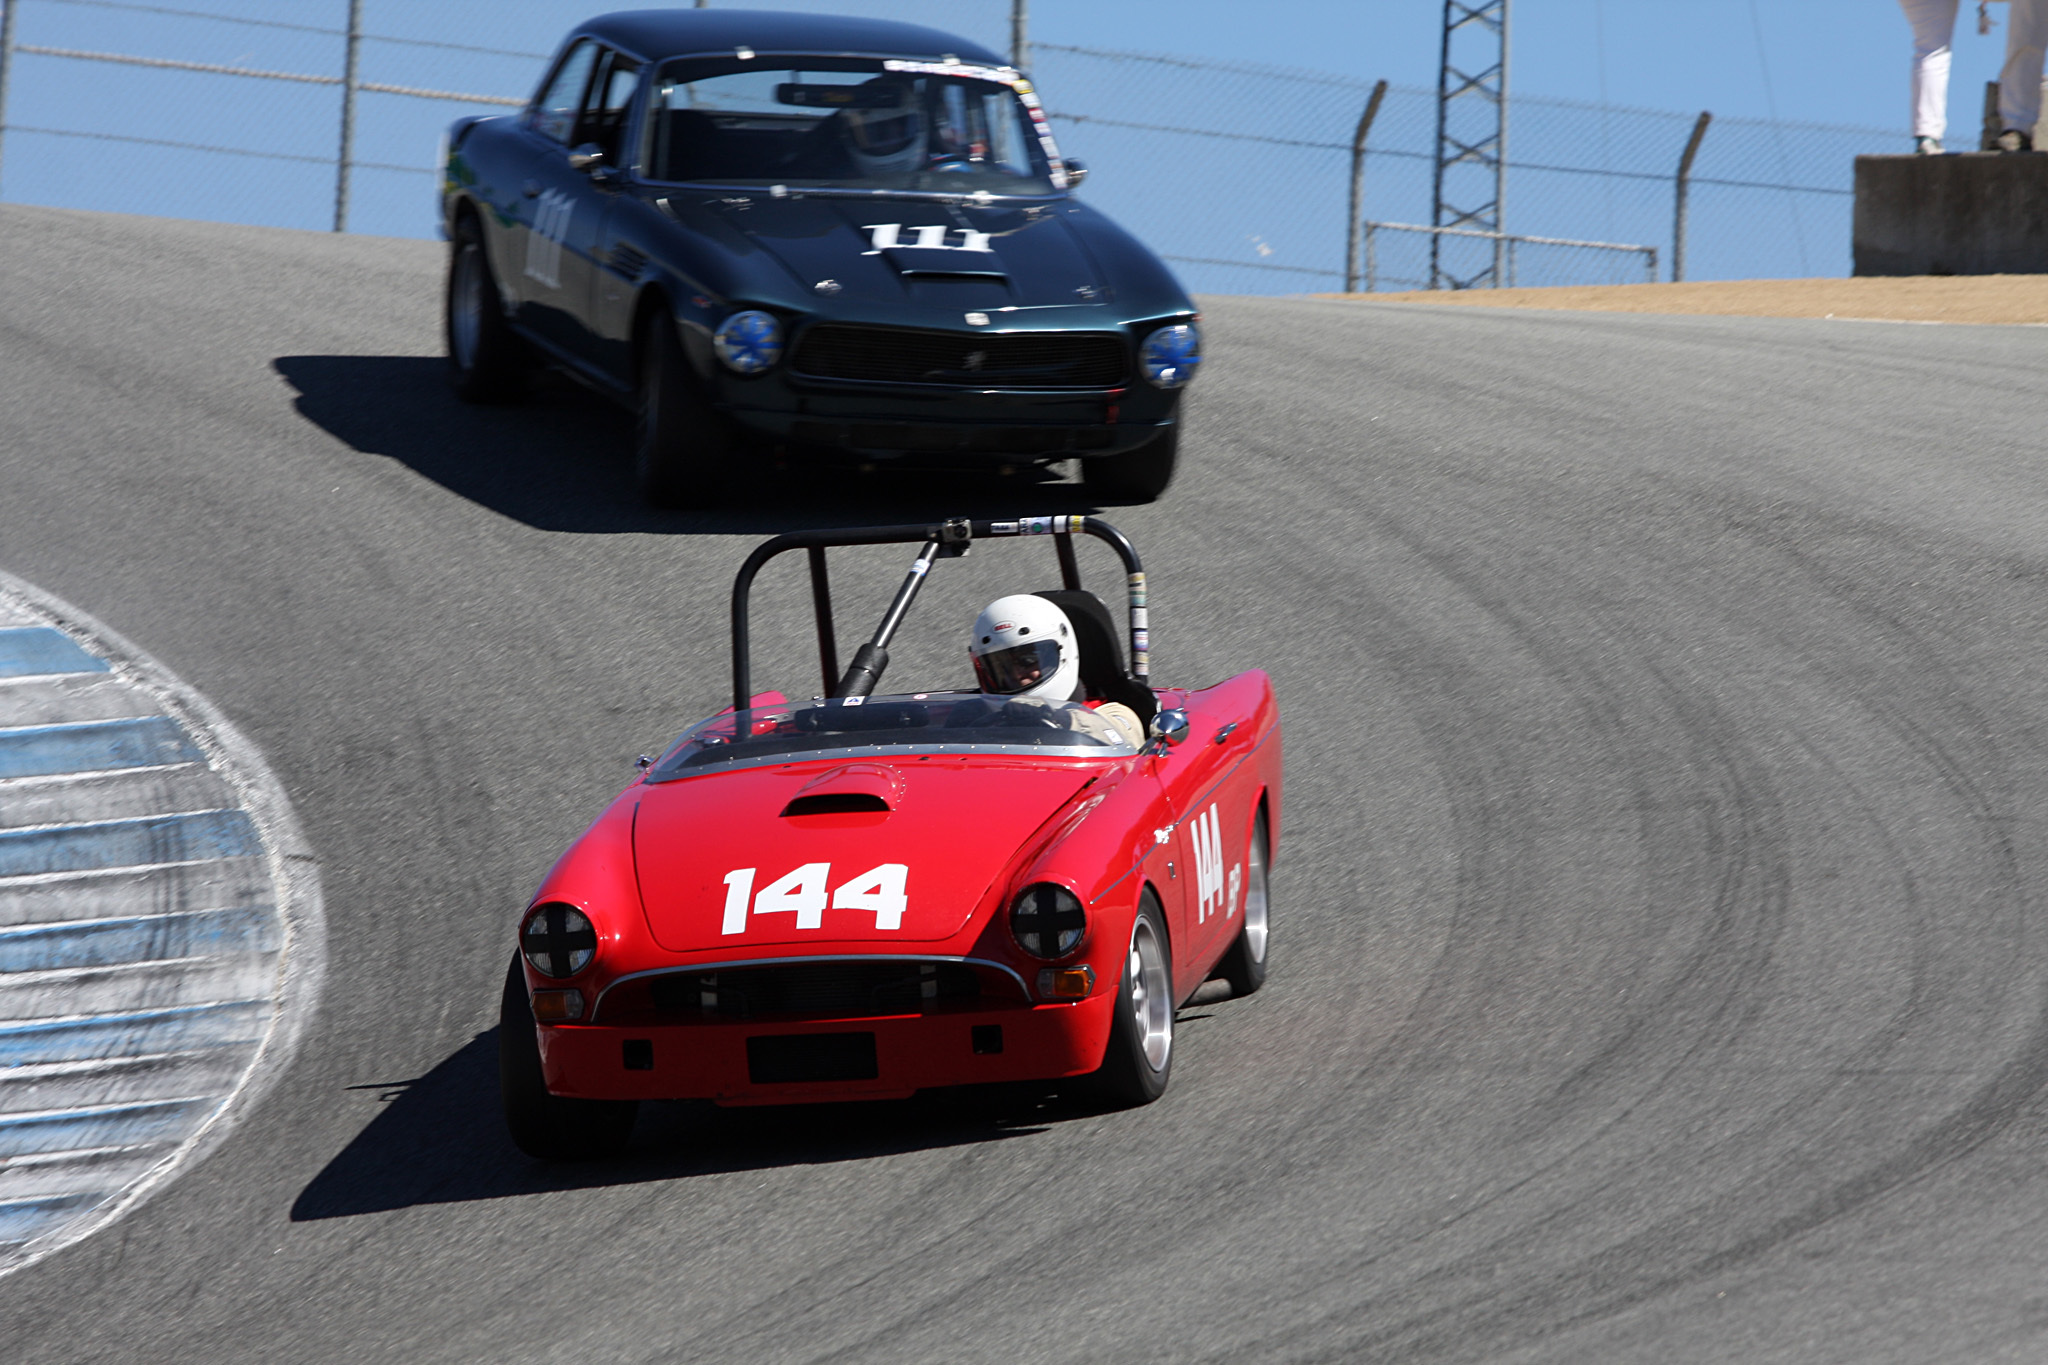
[721,863,909,934]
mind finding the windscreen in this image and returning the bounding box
[644,56,1063,197]
[647,692,1133,779]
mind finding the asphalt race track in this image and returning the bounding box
[6,202,2048,1363]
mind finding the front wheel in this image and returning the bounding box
[635,315,736,508]
[445,217,526,404]
[1216,808,1270,997]
[1083,892,1174,1106]
[1082,426,1178,502]
[499,957,637,1160]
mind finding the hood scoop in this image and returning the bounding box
[783,792,889,816]
[882,246,1008,281]
[780,763,903,818]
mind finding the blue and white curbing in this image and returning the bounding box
[0,574,324,1276]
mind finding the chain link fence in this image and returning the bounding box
[1033,42,1886,293]
[0,0,1891,291]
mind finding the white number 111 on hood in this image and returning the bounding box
[721,863,909,934]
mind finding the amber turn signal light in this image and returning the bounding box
[1037,966,1096,1000]
[531,989,584,1022]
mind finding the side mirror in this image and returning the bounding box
[567,142,607,173]
[1062,156,1089,189]
[1148,707,1189,749]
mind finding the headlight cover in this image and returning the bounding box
[713,310,783,374]
[522,902,597,978]
[1138,323,1201,390]
[1010,883,1087,959]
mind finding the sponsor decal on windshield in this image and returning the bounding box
[878,59,1069,190]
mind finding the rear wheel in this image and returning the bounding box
[445,217,526,403]
[635,314,735,508]
[499,957,637,1160]
[1217,808,1270,997]
[1082,425,1178,502]
[1084,892,1174,1106]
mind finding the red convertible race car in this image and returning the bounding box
[501,515,1281,1157]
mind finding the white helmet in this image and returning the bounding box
[842,78,926,178]
[970,594,1078,701]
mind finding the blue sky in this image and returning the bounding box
[0,1,2018,281]
[1038,0,2008,138]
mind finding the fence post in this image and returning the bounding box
[333,0,362,232]
[1012,0,1028,67]
[1365,222,1377,291]
[1494,0,1511,289]
[1344,79,1388,293]
[0,0,18,197]
[1671,109,1710,282]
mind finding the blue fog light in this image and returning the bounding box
[1139,324,1201,389]
[714,310,783,374]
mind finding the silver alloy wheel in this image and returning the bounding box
[1127,916,1172,1071]
[1243,817,1269,964]
[450,243,483,371]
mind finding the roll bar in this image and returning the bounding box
[730,515,1148,712]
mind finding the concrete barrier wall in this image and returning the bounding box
[1854,154,2048,275]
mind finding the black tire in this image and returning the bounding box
[1082,425,1178,502]
[445,216,527,404]
[1217,808,1271,997]
[1084,891,1174,1106]
[635,314,736,508]
[499,957,637,1160]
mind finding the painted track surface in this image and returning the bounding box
[0,588,312,1274]
[4,202,2048,1361]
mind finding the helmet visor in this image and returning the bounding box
[973,639,1061,695]
[845,87,919,156]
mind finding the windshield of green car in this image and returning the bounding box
[647,692,1134,779]
[643,56,1064,198]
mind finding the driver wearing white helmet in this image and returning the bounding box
[840,76,927,178]
[970,594,1146,748]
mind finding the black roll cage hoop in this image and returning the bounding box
[730,515,1148,712]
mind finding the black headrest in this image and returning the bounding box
[1033,589,1156,727]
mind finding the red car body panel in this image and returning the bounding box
[633,758,1100,949]
[521,671,1281,1105]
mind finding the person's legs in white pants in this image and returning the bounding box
[1903,0,1961,143]
[2000,0,2048,138]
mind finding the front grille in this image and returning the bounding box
[646,960,983,1021]
[790,325,1127,388]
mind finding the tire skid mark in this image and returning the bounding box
[1210,472,2048,1363]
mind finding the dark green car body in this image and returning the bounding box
[439,9,1198,475]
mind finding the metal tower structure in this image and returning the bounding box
[1430,0,1510,289]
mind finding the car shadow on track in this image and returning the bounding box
[273,355,1120,536]
[289,1029,1070,1219]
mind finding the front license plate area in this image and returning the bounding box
[747,1031,879,1084]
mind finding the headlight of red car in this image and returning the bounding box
[1010,883,1086,959]
[521,901,597,978]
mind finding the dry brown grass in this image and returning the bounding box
[1322,275,2048,325]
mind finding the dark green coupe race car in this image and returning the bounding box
[440,8,1202,506]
